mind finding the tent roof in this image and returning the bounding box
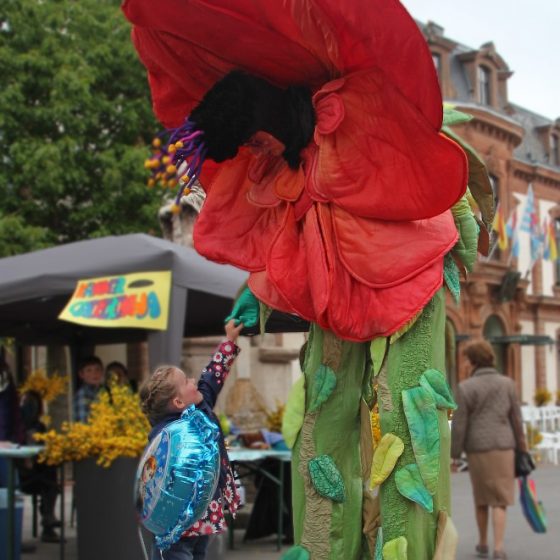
[0,234,308,346]
[0,234,248,344]
[0,233,246,305]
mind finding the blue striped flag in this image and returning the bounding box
[520,185,535,233]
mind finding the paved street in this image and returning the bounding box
[452,466,558,560]
[17,465,559,560]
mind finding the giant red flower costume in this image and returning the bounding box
[124,1,477,558]
[124,0,467,342]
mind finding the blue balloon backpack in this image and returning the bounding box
[134,405,221,550]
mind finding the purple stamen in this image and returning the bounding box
[148,117,208,201]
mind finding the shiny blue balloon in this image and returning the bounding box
[134,405,220,549]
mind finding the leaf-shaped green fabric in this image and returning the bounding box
[282,376,306,448]
[308,455,345,502]
[308,364,337,412]
[395,464,434,512]
[370,337,387,376]
[451,193,479,272]
[370,433,405,488]
[282,545,310,560]
[402,386,440,493]
[259,300,273,335]
[441,126,494,229]
[442,104,473,127]
[443,253,460,304]
[420,369,457,411]
[374,527,384,560]
[434,512,458,560]
[382,536,408,560]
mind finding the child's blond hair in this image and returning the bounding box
[139,365,180,424]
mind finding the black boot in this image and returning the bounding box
[41,527,64,543]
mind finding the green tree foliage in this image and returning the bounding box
[0,213,49,257]
[0,0,164,255]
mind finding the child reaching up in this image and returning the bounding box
[139,319,243,560]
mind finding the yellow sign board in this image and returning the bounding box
[59,271,171,330]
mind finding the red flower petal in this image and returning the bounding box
[309,69,467,221]
[332,206,457,288]
[194,150,287,271]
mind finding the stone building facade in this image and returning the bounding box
[423,21,560,403]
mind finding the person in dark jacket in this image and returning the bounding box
[17,390,62,543]
[451,340,528,560]
[139,320,243,560]
[0,358,24,487]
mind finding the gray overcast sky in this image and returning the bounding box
[402,0,560,120]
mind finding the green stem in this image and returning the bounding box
[292,325,368,559]
[378,289,451,559]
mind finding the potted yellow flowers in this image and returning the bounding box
[35,382,149,466]
[18,369,69,422]
[35,382,150,560]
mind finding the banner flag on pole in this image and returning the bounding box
[506,208,517,239]
[544,219,558,261]
[520,184,535,233]
[530,217,543,264]
[511,232,520,259]
[550,221,558,261]
[492,203,508,250]
[543,217,550,260]
[507,209,520,258]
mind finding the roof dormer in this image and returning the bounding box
[535,120,560,167]
[458,42,513,110]
[423,21,458,100]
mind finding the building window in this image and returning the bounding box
[432,52,441,76]
[552,135,560,167]
[478,65,491,105]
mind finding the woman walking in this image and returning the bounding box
[451,340,528,560]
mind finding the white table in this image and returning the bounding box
[227,448,291,551]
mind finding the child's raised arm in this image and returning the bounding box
[225,319,243,343]
[197,320,243,409]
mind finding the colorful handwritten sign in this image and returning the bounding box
[59,271,171,330]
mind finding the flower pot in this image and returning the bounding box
[74,457,145,560]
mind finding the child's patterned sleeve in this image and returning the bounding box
[198,340,240,409]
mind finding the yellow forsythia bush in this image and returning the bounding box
[526,424,543,450]
[534,388,552,407]
[266,402,285,433]
[19,369,69,403]
[35,382,150,467]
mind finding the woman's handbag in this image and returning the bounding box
[515,450,535,478]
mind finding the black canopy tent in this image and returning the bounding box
[0,233,253,372]
[0,233,308,373]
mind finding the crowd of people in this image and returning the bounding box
[0,352,136,544]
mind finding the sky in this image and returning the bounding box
[402,0,560,120]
